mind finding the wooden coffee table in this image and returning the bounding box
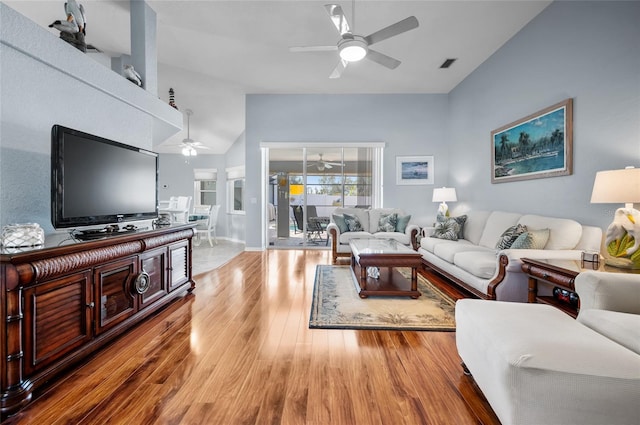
[349,239,422,298]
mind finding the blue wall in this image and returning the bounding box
[447,0,640,228]
[244,1,640,249]
[245,94,449,248]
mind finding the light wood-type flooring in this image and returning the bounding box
[5,249,500,425]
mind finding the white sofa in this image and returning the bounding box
[456,271,640,425]
[419,210,602,302]
[327,207,419,263]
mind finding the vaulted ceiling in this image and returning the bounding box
[6,1,550,154]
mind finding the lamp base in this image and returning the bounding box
[603,256,640,270]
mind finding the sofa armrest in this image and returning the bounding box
[575,271,640,314]
[327,223,341,263]
[326,222,340,237]
[406,224,420,250]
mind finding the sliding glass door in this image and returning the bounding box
[265,145,381,249]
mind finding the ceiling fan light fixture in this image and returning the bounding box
[182,146,197,157]
[338,36,367,62]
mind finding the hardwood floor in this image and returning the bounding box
[5,250,499,425]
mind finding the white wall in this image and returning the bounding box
[448,0,640,229]
[245,94,449,249]
[0,4,181,235]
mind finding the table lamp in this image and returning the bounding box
[590,166,640,269]
[433,187,457,220]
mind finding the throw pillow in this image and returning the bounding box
[439,214,467,239]
[510,228,550,249]
[396,214,412,233]
[495,224,527,250]
[431,218,461,241]
[332,214,348,233]
[377,213,398,232]
[343,213,364,232]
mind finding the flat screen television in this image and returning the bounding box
[51,125,158,229]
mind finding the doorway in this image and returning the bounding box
[265,145,382,249]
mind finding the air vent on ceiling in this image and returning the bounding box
[440,58,457,69]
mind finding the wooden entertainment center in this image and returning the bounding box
[0,224,195,420]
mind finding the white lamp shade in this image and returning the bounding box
[590,167,640,204]
[432,187,457,203]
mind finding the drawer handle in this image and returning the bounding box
[133,271,151,295]
[542,273,549,279]
[86,302,95,308]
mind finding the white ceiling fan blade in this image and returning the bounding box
[329,58,348,79]
[324,163,333,169]
[366,49,401,70]
[325,161,344,166]
[364,16,419,46]
[289,45,338,53]
[325,4,351,36]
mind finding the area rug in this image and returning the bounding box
[309,265,456,331]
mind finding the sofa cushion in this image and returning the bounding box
[432,218,461,241]
[332,214,348,233]
[578,309,640,355]
[374,232,410,245]
[396,214,412,233]
[377,213,398,232]
[454,250,498,279]
[338,231,372,244]
[463,211,492,245]
[510,228,550,249]
[495,224,528,250]
[479,211,522,248]
[344,213,364,232]
[420,236,468,253]
[434,243,494,264]
[517,214,583,250]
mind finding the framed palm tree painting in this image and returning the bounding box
[491,99,573,183]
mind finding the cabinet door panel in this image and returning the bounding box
[95,257,137,334]
[139,248,168,309]
[169,241,189,291]
[23,271,92,375]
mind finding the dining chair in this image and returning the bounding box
[194,205,220,247]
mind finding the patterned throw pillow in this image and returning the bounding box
[510,228,550,249]
[332,214,348,233]
[431,218,461,241]
[343,213,364,232]
[377,213,398,232]
[495,224,528,250]
[396,214,412,233]
[436,215,468,238]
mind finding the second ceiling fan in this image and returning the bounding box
[179,109,210,156]
[307,154,344,171]
[290,2,419,79]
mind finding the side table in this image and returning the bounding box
[521,257,640,318]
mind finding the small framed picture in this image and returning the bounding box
[396,156,434,185]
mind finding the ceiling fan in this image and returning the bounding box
[178,109,210,156]
[307,154,344,171]
[290,2,419,79]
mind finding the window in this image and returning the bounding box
[193,169,217,206]
[226,166,245,214]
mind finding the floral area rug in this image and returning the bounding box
[309,265,456,331]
